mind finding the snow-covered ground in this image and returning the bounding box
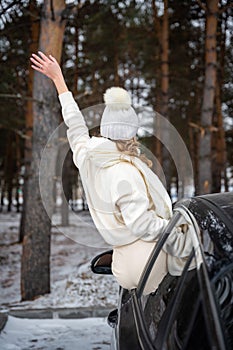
[0,211,118,349]
[0,211,118,309]
[0,316,112,350]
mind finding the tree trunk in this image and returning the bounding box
[114,44,119,86]
[19,0,40,242]
[212,81,226,192]
[198,0,218,194]
[73,23,79,96]
[152,0,169,183]
[57,123,71,227]
[160,0,170,194]
[5,132,14,212]
[21,0,66,301]
[61,150,72,226]
[0,179,3,212]
[160,0,169,120]
[15,133,21,213]
[152,0,161,165]
[212,6,227,193]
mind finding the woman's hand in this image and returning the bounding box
[30,51,61,81]
[30,51,68,95]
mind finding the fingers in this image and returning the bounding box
[30,56,42,69]
[30,51,57,74]
[30,53,46,71]
[38,51,51,62]
[31,53,44,65]
[49,54,58,63]
[31,64,42,72]
[30,51,53,67]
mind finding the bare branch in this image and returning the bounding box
[0,93,41,103]
[152,0,162,45]
[0,124,31,140]
[219,1,233,14]
[196,0,207,12]
[73,90,92,101]
[0,90,91,103]
[0,0,23,17]
[61,1,84,20]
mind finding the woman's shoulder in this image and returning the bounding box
[110,159,144,182]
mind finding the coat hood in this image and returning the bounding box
[85,137,173,220]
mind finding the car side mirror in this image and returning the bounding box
[90,250,113,275]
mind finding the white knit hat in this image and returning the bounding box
[100,87,139,140]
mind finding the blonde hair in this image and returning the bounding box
[114,137,152,168]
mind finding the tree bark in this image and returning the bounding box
[15,133,21,213]
[73,22,79,96]
[160,0,169,120]
[61,150,72,226]
[160,0,170,194]
[56,123,71,227]
[152,0,162,166]
[212,6,227,192]
[212,81,227,192]
[198,0,218,194]
[152,0,170,189]
[19,0,40,242]
[114,43,120,86]
[21,0,66,301]
[5,132,14,212]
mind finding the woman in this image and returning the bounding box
[30,52,193,295]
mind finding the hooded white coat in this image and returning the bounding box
[59,91,197,293]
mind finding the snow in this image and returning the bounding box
[0,211,118,310]
[0,211,119,348]
[0,316,112,350]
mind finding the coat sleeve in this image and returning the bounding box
[162,225,193,258]
[58,91,90,167]
[163,210,196,258]
[111,163,169,241]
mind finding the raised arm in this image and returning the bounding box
[30,52,90,168]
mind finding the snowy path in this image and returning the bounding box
[0,316,112,350]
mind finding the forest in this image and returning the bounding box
[0,0,233,300]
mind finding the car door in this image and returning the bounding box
[130,208,228,350]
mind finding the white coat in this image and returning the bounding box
[59,91,198,293]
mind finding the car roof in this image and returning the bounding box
[196,192,233,218]
[176,192,233,258]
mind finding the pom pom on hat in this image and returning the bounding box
[104,87,131,110]
[100,86,139,140]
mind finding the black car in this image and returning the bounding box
[91,193,233,350]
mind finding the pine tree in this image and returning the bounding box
[198,0,218,194]
[21,0,66,301]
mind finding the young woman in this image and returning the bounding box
[30,52,193,295]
